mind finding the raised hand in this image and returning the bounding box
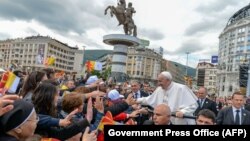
[82,127,97,141]
[86,97,93,123]
[59,109,79,127]
[125,93,136,106]
[94,96,104,114]
[0,95,19,116]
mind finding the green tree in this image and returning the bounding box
[101,66,111,80]
[91,70,101,77]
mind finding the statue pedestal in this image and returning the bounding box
[103,34,140,83]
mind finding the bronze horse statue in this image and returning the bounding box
[104,0,137,37]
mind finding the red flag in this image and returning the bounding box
[0,72,9,88]
[97,131,104,141]
[85,60,95,72]
[105,111,113,120]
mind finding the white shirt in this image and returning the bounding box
[232,106,242,125]
[133,90,141,99]
[137,82,198,125]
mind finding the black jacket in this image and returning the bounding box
[35,118,90,140]
[216,106,250,125]
[194,98,218,116]
[0,133,19,141]
[245,104,250,112]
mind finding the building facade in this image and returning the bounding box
[0,36,83,73]
[126,47,162,84]
[217,3,250,96]
[196,62,217,95]
[96,54,112,72]
[94,47,162,84]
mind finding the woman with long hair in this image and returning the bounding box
[32,82,92,140]
[20,70,47,102]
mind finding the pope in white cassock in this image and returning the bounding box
[137,71,198,125]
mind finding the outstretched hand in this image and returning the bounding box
[125,93,136,106]
[86,97,93,123]
[60,108,79,127]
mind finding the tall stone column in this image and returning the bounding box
[103,34,140,82]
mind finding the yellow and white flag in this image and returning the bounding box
[4,72,20,93]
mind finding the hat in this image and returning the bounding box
[0,99,35,132]
[86,75,98,85]
[108,89,121,101]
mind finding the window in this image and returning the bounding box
[238,27,246,33]
[237,37,245,42]
[127,71,131,75]
[229,85,233,92]
[137,71,140,75]
[247,45,250,51]
[236,46,245,52]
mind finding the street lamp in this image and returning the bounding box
[186,51,190,76]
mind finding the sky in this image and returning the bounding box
[0,0,249,68]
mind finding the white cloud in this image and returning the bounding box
[0,0,249,68]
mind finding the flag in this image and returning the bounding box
[45,56,56,66]
[4,72,20,93]
[97,111,123,141]
[97,115,115,131]
[86,61,95,72]
[97,111,121,131]
[211,56,218,63]
[48,56,56,65]
[105,110,113,119]
[0,72,9,88]
[113,113,127,121]
[97,131,104,141]
[97,111,117,141]
[94,62,103,71]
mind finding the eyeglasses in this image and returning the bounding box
[27,116,39,123]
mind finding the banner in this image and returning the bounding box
[104,125,250,140]
[36,44,45,64]
[140,39,150,47]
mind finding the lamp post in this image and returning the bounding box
[82,46,86,75]
[186,51,190,76]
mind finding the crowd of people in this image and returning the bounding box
[0,69,250,141]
